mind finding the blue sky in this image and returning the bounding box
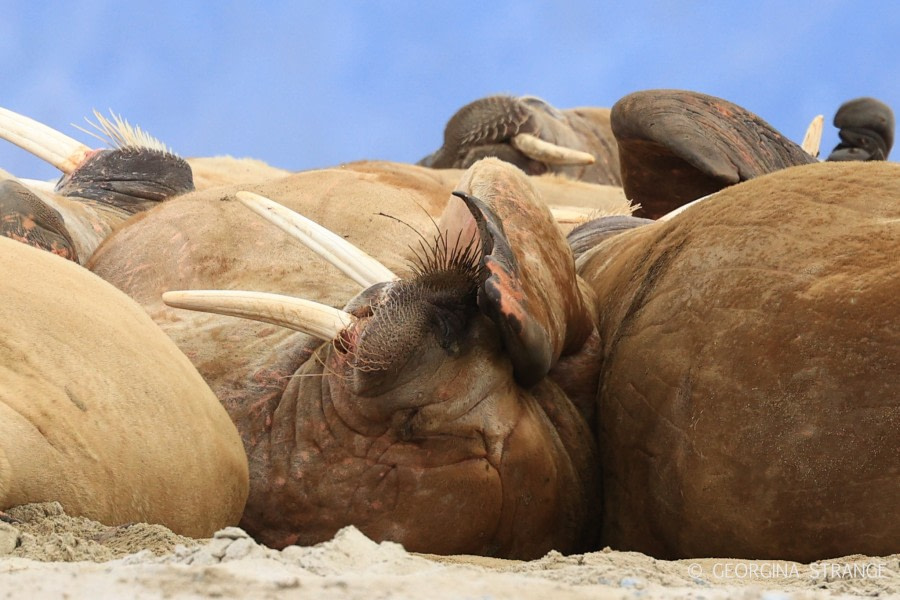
[2,2,897,181]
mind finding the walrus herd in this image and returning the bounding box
[0,90,896,563]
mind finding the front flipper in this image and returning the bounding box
[445,158,595,387]
[453,191,552,386]
[826,97,894,162]
[0,180,78,261]
[611,89,816,218]
[567,215,654,260]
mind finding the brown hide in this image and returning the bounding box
[187,156,292,191]
[88,159,607,558]
[577,161,900,561]
[0,237,248,537]
[88,161,454,416]
[611,90,817,218]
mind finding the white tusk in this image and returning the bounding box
[0,107,92,173]
[162,289,355,341]
[549,205,596,224]
[18,178,57,193]
[237,191,398,287]
[511,133,596,166]
[801,114,824,159]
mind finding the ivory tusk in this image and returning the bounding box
[511,133,596,166]
[162,289,355,341]
[801,114,824,158]
[236,191,398,287]
[0,106,92,173]
[18,178,57,193]
[549,205,596,224]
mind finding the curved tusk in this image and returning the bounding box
[0,107,93,173]
[162,289,355,341]
[511,133,596,166]
[801,114,824,158]
[236,191,398,287]
[550,205,596,224]
[18,178,57,193]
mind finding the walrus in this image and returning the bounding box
[609,89,818,218]
[575,160,899,561]
[0,236,248,537]
[825,96,895,161]
[4,99,895,562]
[0,107,193,262]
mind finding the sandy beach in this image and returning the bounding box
[0,502,896,599]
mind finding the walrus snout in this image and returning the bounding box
[55,146,194,212]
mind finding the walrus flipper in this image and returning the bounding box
[611,89,816,218]
[826,97,895,162]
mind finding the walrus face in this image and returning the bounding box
[54,145,193,213]
[331,236,483,400]
[163,158,601,559]
[418,94,605,179]
[0,107,195,262]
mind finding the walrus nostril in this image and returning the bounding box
[334,327,357,355]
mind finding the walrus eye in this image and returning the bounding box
[430,302,470,354]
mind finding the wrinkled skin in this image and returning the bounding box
[88,159,605,559]
[610,89,818,218]
[575,161,899,562]
[0,179,80,260]
[419,95,622,186]
[0,236,248,537]
[7,94,896,561]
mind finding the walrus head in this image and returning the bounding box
[0,107,195,262]
[0,107,194,213]
[162,158,601,559]
[418,95,621,185]
[54,111,194,212]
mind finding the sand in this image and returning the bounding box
[0,503,896,599]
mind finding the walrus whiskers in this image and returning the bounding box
[74,109,174,154]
